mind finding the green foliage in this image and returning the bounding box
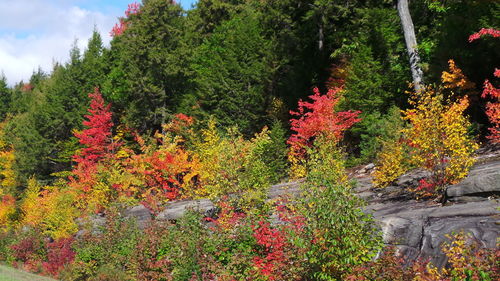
[299,137,382,279]
[190,8,275,135]
[63,211,140,280]
[0,74,11,120]
[356,106,405,163]
[261,120,289,183]
[105,0,189,132]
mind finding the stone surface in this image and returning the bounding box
[446,161,500,198]
[156,199,216,221]
[124,204,151,229]
[361,160,500,265]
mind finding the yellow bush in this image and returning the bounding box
[0,194,15,229]
[372,140,407,188]
[402,87,478,195]
[21,178,79,239]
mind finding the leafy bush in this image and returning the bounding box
[21,178,79,239]
[288,86,361,179]
[62,211,139,281]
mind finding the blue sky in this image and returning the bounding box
[0,0,197,85]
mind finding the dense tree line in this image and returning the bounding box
[0,0,498,189]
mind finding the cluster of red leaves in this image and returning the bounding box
[206,199,246,231]
[482,69,500,143]
[470,28,500,143]
[110,2,141,37]
[21,83,33,92]
[288,87,361,156]
[42,238,75,277]
[74,88,116,165]
[10,234,46,272]
[252,221,288,280]
[71,88,117,193]
[1,194,15,206]
[468,28,500,42]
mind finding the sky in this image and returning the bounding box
[0,0,197,85]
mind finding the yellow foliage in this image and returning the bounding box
[0,194,16,229]
[372,140,407,188]
[288,150,307,179]
[0,121,17,193]
[402,87,478,193]
[441,59,475,90]
[21,178,79,239]
[193,119,272,208]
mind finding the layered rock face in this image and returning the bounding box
[354,158,500,266]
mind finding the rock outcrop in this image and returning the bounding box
[353,159,500,266]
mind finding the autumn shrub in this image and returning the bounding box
[9,229,47,273]
[0,194,16,229]
[402,86,478,198]
[288,86,361,179]
[298,181,382,280]
[194,119,275,209]
[70,88,119,212]
[21,178,79,239]
[372,138,408,188]
[0,125,18,195]
[374,61,479,195]
[289,136,381,280]
[469,28,500,144]
[42,237,75,278]
[62,211,139,280]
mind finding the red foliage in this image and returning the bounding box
[110,2,141,37]
[10,233,46,272]
[288,87,361,155]
[21,83,33,92]
[71,88,117,192]
[468,28,500,42]
[470,28,500,143]
[482,70,500,143]
[252,221,288,280]
[42,238,75,277]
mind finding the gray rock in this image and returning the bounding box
[446,161,500,198]
[365,163,375,170]
[156,199,215,221]
[124,204,151,229]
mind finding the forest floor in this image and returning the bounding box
[0,265,56,281]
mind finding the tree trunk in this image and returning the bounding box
[397,0,424,92]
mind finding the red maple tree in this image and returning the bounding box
[71,88,117,192]
[110,2,141,37]
[288,86,361,155]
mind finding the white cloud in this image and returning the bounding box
[0,0,123,85]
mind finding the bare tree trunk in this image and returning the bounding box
[397,0,424,92]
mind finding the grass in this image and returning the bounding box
[0,265,56,281]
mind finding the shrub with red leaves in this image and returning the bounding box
[288,86,361,154]
[42,238,75,277]
[469,28,500,143]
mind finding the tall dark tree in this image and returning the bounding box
[190,9,275,135]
